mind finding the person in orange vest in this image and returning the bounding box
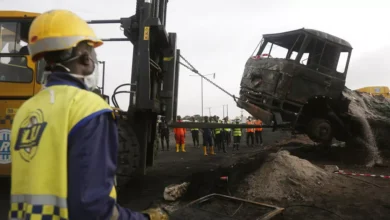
[174,115,186,152]
[246,116,255,147]
[254,118,263,147]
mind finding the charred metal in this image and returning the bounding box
[239,28,353,143]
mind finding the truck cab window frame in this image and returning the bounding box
[299,36,351,75]
[0,21,33,83]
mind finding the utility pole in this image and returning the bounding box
[223,104,228,118]
[190,73,215,117]
[206,107,212,117]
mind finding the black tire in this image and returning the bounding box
[116,118,140,187]
[307,118,333,144]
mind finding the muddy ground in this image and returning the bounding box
[171,135,390,220]
[0,128,289,219]
[0,129,388,220]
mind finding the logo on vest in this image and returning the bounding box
[0,129,11,164]
[14,109,47,162]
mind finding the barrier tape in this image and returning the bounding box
[220,176,229,181]
[334,170,390,179]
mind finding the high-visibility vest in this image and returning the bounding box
[224,120,231,131]
[9,86,117,220]
[255,120,263,131]
[246,121,255,132]
[233,127,242,136]
[215,120,222,134]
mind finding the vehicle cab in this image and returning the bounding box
[0,11,43,175]
[239,28,353,127]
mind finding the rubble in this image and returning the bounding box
[233,149,390,219]
[343,88,389,166]
[323,165,339,173]
[238,151,330,204]
[163,182,190,201]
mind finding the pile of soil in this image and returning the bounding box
[238,150,330,204]
[236,150,390,220]
[343,88,390,165]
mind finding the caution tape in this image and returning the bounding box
[334,170,390,179]
[220,176,229,181]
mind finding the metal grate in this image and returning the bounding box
[170,194,284,220]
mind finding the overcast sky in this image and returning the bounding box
[6,0,390,118]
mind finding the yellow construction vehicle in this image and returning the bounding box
[355,86,390,97]
[0,3,182,187]
[0,11,45,176]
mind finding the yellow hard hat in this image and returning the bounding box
[28,9,103,61]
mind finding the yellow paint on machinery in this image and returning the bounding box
[355,86,390,97]
[0,11,44,176]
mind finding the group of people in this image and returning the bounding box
[157,115,264,156]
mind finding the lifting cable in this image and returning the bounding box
[179,54,239,103]
[111,54,240,109]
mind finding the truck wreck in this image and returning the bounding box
[238,28,353,144]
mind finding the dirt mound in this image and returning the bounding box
[239,150,330,204]
[343,88,390,165]
[236,149,390,220]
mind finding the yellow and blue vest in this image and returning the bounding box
[9,85,117,220]
[224,120,231,132]
[233,127,242,136]
[214,120,223,134]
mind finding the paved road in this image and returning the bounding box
[0,128,290,218]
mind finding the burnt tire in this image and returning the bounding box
[116,118,140,188]
[307,118,333,144]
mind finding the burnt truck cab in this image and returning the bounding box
[238,28,353,143]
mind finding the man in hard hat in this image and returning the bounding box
[232,117,242,151]
[246,116,255,147]
[190,116,200,147]
[201,116,216,156]
[174,115,186,152]
[8,10,167,220]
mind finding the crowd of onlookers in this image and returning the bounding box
[157,115,264,154]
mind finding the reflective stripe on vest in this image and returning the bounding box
[233,128,242,136]
[191,128,199,131]
[255,120,263,131]
[9,86,117,220]
[224,120,231,131]
[246,121,255,132]
[215,121,222,134]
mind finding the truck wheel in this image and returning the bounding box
[307,118,333,144]
[116,118,140,188]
